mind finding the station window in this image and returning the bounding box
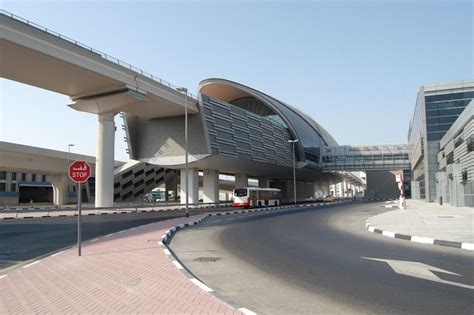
[11,172,16,181]
[0,172,6,180]
[42,175,47,182]
[21,173,26,181]
[32,174,36,182]
[0,183,5,192]
[11,183,16,192]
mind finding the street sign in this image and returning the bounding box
[68,160,91,257]
[68,161,91,183]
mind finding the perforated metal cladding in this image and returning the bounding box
[202,95,293,167]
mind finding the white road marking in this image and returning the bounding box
[172,261,184,270]
[362,257,473,290]
[0,275,7,279]
[163,249,171,256]
[190,278,213,292]
[238,307,257,315]
[23,260,41,268]
[368,226,375,232]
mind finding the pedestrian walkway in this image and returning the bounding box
[0,215,242,314]
[367,199,474,249]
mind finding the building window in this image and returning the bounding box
[0,183,5,192]
[32,174,36,182]
[11,172,16,181]
[446,152,454,165]
[0,172,6,180]
[454,136,463,148]
[42,175,47,182]
[21,173,26,181]
[467,136,474,152]
[11,183,16,192]
[462,170,468,183]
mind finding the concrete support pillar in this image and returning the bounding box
[258,178,270,188]
[203,169,219,203]
[95,112,115,208]
[322,185,330,197]
[49,174,69,206]
[180,168,199,204]
[165,177,178,202]
[235,173,248,188]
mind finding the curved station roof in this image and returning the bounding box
[199,78,337,165]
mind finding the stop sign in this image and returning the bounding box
[69,160,91,183]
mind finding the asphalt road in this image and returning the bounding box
[170,202,474,315]
[0,207,228,272]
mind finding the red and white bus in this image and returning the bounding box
[232,187,281,208]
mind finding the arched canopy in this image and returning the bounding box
[199,78,338,165]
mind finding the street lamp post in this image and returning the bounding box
[288,139,299,204]
[67,144,75,163]
[176,87,189,217]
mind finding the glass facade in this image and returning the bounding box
[229,95,327,164]
[425,92,473,141]
[230,97,287,127]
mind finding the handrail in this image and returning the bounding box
[0,9,196,99]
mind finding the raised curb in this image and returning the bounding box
[1,204,233,220]
[159,201,349,315]
[365,217,474,251]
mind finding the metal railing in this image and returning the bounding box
[0,9,196,99]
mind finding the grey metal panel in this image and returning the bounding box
[202,96,293,167]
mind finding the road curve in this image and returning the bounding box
[170,202,474,315]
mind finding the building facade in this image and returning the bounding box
[124,78,347,203]
[436,100,473,206]
[408,80,474,203]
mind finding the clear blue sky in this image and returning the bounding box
[1,0,472,161]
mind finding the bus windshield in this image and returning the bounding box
[234,189,247,197]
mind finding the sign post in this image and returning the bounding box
[68,161,91,256]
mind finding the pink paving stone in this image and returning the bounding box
[0,215,243,314]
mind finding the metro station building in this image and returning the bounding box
[408,80,474,206]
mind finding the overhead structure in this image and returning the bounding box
[0,10,196,207]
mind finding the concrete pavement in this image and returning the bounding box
[367,199,474,249]
[0,214,242,314]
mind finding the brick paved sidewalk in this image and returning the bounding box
[0,215,242,314]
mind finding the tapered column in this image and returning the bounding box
[180,168,199,204]
[49,174,69,206]
[235,173,248,188]
[95,112,115,208]
[165,177,178,202]
[203,169,219,203]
